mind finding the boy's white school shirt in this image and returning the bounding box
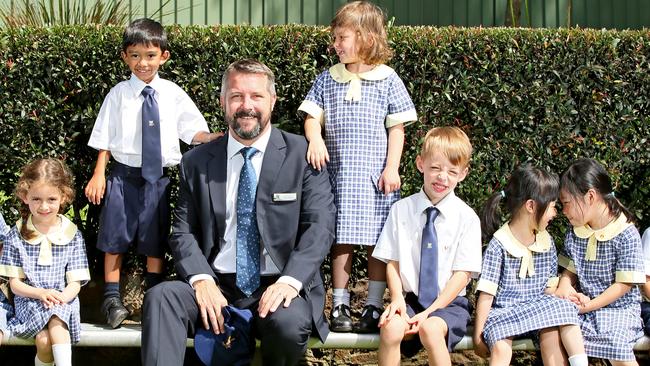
[373,189,482,297]
[87,73,209,168]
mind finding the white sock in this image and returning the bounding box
[34,355,53,366]
[52,343,72,366]
[332,288,350,316]
[365,280,387,309]
[568,353,588,366]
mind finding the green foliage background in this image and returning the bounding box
[0,25,649,280]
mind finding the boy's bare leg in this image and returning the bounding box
[420,317,452,366]
[102,252,128,328]
[378,314,408,366]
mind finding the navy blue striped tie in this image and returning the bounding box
[141,86,162,182]
[236,147,260,296]
[418,207,440,309]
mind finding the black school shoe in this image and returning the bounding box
[329,304,353,332]
[101,297,129,329]
[354,305,382,333]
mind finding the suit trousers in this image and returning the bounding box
[141,276,313,366]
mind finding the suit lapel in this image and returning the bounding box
[207,136,228,246]
[256,128,286,235]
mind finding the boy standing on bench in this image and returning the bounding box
[85,18,219,328]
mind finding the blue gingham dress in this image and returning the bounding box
[0,218,90,343]
[301,65,416,245]
[0,212,14,336]
[477,227,579,349]
[560,224,644,361]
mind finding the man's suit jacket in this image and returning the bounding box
[169,127,336,341]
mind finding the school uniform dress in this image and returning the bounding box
[299,63,417,246]
[476,223,579,349]
[88,73,209,256]
[0,215,90,343]
[0,212,13,338]
[559,214,645,361]
[373,190,482,352]
[641,227,650,335]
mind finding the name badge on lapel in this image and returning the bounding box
[273,192,297,202]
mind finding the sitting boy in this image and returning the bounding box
[85,18,220,328]
[373,126,482,365]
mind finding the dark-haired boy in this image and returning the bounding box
[85,18,220,328]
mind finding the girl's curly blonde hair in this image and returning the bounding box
[15,158,75,240]
[331,1,393,65]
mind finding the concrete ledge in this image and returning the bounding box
[5,323,650,352]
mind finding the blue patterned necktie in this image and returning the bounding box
[418,207,440,309]
[236,147,260,296]
[141,86,163,182]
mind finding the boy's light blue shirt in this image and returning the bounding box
[373,189,482,297]
[88,73,209,168]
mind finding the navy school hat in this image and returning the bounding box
[194,305,254,366]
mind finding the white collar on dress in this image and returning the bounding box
[17,215,77,266]
[494,222,552,279]
[573,214,632,261]
[329,63,393,102]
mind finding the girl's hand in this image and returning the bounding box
[85,172,106,205]
[306,137,329,171]
[405,310,429,335]
[473,335,490,358]
[38,289,64,308]
[574,293,591,313]
[554,284,577,300]
[379,298,407,327]
[378,167,401,195]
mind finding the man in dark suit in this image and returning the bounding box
[141,59,336,366]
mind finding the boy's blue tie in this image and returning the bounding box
[236,147,260,297]
[418,206,440,309]
[141,86,162,182]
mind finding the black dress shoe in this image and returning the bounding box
[329,304,353,332]
[354,304,381,333]
[101,297,129,329]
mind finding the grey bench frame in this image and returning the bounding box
[5,323,650,352]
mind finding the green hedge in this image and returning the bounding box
[1,25,649,277]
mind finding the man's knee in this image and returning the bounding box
[258,301,312,345]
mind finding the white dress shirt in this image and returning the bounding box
[191,128,301,292]
[373,189,482,297]
[87,73,208,167]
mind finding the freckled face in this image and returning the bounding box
[416,152,467,205]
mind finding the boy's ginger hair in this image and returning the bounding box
[331,1,393,65]
[420,126,472,168]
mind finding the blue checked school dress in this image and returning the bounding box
[559,214,644,361]
[476,223,579,349]
[298,63,417,245]
[0,211,14,337]
[0,215,90,343]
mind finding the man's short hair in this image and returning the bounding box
[122,18,168,52]
[220,59,276,97]
[420,126,472,168]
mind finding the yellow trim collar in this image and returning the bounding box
[573,214,632,261]
[17,215,78,266]
[329,63,393,102]
[493,223,552,279]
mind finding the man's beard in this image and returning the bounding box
[227,109,266,140]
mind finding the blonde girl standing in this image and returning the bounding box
[474,164,587,366]
[298,0,417,333]
[0,159,90,366]
[556,158,644,365]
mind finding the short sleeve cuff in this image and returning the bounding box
[66,269,91,284]
[298,101,324,126]
[546,276,559,288]
[476,279,498,295]
[615,270,646,284]
[385,109,417,128]
[277,276,303,293]
[558,255,576,273]
[0,265,25,279]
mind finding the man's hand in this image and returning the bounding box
[194,279,228,334]
[258,283,298,318]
